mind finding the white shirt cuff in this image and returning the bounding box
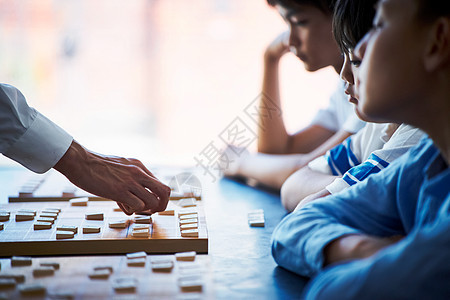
[325,178,350,194]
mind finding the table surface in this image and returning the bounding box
[0,166,309,299]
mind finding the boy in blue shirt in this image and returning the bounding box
[271,0,450,298]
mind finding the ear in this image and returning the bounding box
[424,17,450,72]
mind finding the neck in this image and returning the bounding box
[332,57,344,74]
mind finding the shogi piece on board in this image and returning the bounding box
[39,212,58,219]
[0,223,3,231]
[88,269,111,280]
[83,226,101,234]
[40,262,60,270]
[151,260,174,273]
[175,251,197,262]
[70,197,88,206]
[36,217,54,224]
[181,229,199,238]
[56,231,75,239]
[127,258,146,267]
[93,266,113,273]
[42,208,61,213]
[0,274,25,283]
[0,278,16,289]
[178,198,197,208]
[178,208,198,217]
[0,213,10,222]
[131,229,150,238]
[113,277,137,293]
[133,224,150,230]
[85,212,104,220]
[18,209,36,216]
[158,209,175,216]
[56,225,78,233]
[180,223,198,230]
[18,283,46,296]
[179,213,198,220]
[34,222,52,230]
[109,220,128,229]
[134,216,152,224]
[126,251,147,259]
[248,209,265,227]
[178,275,203,292]
[32,266,55,277]
[15,213,35,221]
[179,218,198,226]
[11,256,32,267]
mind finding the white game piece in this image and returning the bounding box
[179,218,198,225]
[18,283,46,295]
[40,262,60,270]
[133,224,150,230]
[69,197,88,206]
[180,223,198,230]
[178,208,198,217]
[126,251,147,259]
[56,225,78,233]
[248,209,265,227]
[134,216,152,224]
[175,251,197,262]
[109,220,128,229]
[34,222,52,230]
[36,217,54,224]
[0,223,3,231]
[181,229,199,237]
[18,209,37,216]
[43,208,61,213]
[178,198,197,208]
[93,265,113,273]
[11,256,32,266]
[32,266,55,277]
[0,213,10,222]
[131,229,150,238]
[48,291,74,299]
[83,226,101,234]
[127,258,146,267]
[15,212,35,221]
[88,269,111,279]
[112,277,137,292]
[56,230,75,239]
[158,209,175,216]
[179,213,198,220]
[248,219,265,227]
[85,212,104,220]
[0,274,25,283]
[0,278,16,289]
[178,275,203,292]
[151,260,174,272]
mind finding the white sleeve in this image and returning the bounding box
[0,84,73,173]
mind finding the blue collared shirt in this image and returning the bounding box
[272,137,450,299]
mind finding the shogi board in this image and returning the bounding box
[0,254,213,299]
[0,200,208,256]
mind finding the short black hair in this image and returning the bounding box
[415,0,450,23]
[332,0,377,53]
[267,0,336,14]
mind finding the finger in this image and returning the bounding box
[129,185,160,213]
[118,203,134,215]
[141,178,171,210]
[119,192,146,214]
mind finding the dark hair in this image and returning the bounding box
[267,0,336,14]
[332,0,377,53]
[415,0,450,23]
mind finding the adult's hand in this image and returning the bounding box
[264,31,291,62]
[54,140,171,215]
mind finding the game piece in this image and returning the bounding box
[109,220,128,229]
[70,197,88,206]
[179,218,198,225]
[18,283,46,295]
[175,251,197,262]
[47,291,74,299]
[181,229,199,238]
[179,213,198,220]
[131,229,150,238]
[36,217,55,224]
[88,269,111,279]
[178,208,198,217]
[0,278,16,289]
[178,198,197,208]
[0,274,25,283]
[83,226,101,234]
[133,224,150,230]
[56,225,78,233]
[134,216,152,224]
[180,223,198,230]
[40,262,60,270]
[248,219,265,227]
[248,209,265,227]
[113,207,123,212]
[43,208,61,213]
[151,260,174,273]
[158,209,175,216]
[0,224,3,231]
[127,258,146,267]
[93,265,113,273]
[15,212,35,221]
[112,277,137,293]
[0,213,9,222]
[34,222,52,230]
[126,251,147,259]
[18,209,36,216]
[32,266,55,277]
[178,275,203,292]
[11,256,32,266]
[85,212,104,220]
[39,212,58,219]
[56,230,75,239]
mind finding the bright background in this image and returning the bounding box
[0,0,338,168]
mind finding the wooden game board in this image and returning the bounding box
[0,254,213,299]
[0,200,208,256]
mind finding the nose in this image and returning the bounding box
[355,32,370,59]
[288,26,300,48]
[340,54,354,85]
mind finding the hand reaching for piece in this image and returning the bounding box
[54,140,171,215]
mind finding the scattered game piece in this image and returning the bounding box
[248,209,265,227]
[93,266,113,273]
[83,226,101,234]
[131,229,150,238]
[179,213,198,220]
[151,260,174,273]
[56,225,78,233]
[85,212,104,220]
[175,251,197,262]
[134,216,152,224]
[179,218,198,225]
[11,256,32,266]
[56,230,75,239]
[15,212,35,221]
[0,213,9,222]
[180,223,198,230]
[109,220,128,229]
[112,277,137,293]
[126,251,147,259]
[178,275,203,292]
[69,197,88,206]
[39,212,58,219]
[36,217,55,224]
[127,258,146,267]
[40,262,60,270]
[88,269,111,279]
[18,283,46,295]
[32,266,55,277]
[133,224,150,230]
[158,209,175,216]
[181,229,199,238]
[34,222,52,230]
[0,224,3,231]
[178,208,198,217]
[0,274,25,283]
[0,278,16,289]
[178,198,197,208]
[18,209,36,216]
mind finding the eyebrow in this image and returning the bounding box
[286,9,304,20]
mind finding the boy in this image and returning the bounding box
[272,0,450,298]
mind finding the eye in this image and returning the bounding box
[350,60,361,67]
